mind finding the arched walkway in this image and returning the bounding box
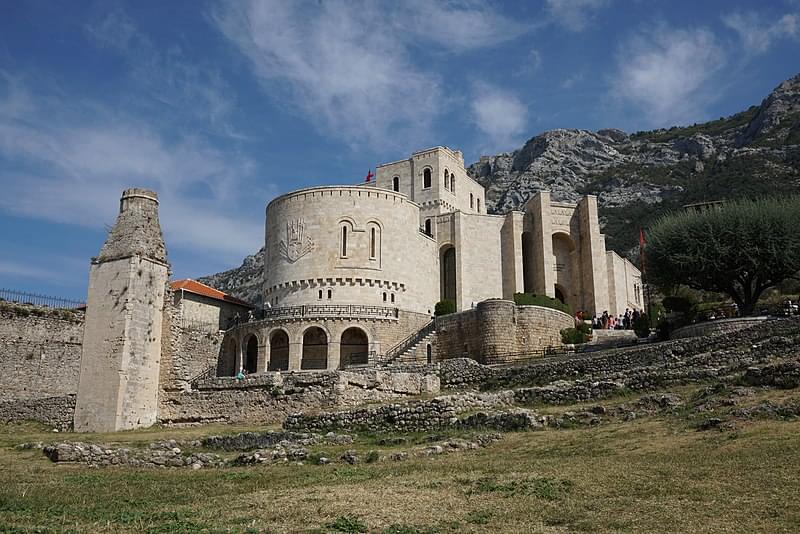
[440,245,456,304]
[301,327,328,370]
[340,327,369,367]
[244,335,258,374]
[268,330,289,371]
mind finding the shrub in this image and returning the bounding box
[328,515,368,533]
[633,315,651,338]
[364,450,380,463]
[513,293,572,315]
[434,300,456,316]
[560,327,587,345]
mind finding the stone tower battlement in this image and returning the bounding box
[96,188,167,265]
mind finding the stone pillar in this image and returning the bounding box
[74,188,170,432]
[578,196,610,316]
[528,192,555,297]
[328,341,341,370]
[288,340,302,371]
[257,339,268,373]
[501,211,525,299]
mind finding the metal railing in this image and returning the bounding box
[381,320,435,365]
[341,350,376,368]
[0,288,85,309]
[227,304,400,328]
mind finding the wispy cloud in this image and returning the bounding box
[611,25,725,127]
[546,0,608,32]
[211,0,527,151]
[0,78,265,262]
[85,9,237,131]
[469,82,528,152]
[722,11,799,54]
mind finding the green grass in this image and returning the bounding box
[1,386,799,533]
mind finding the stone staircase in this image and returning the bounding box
[381,321,437,366]
[587,329,638,350]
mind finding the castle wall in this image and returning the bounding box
[452,212,505,310]
[435,300,573,363]
[265,186,438,315]
[173,291,248,330]
[0,305,83,401]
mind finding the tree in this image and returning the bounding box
[646,197,800,316]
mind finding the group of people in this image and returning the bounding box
[576,308,640,330]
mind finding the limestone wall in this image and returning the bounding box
[670,317,768,340]
[435,300,573,363]
[174,291,248,330]
[158,368,440,425]
[265,186,438,315]
[0,305,84,401]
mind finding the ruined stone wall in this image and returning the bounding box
[670,317,767,340]
[435,300,573,363]
[0,305,84,401]
[0,395,75,430]
[158,368,440,425]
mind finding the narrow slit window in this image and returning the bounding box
[470,193,474,209]
[327,289,332,299]
[423,168,431,188]
[477,199,481,213]
[370,227,376,258]
[341,225,348,257]
[318,289,323,300]
[392,176,399,192]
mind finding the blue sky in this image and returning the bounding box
[1,0,798,302]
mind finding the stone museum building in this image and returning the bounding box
[225,146,642,373]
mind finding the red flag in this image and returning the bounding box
[365,169,374,182]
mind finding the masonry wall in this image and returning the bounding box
[435,300,573,363]
[0,305,84,401]
[175,292,248,330]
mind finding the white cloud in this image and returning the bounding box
[469,82,528,152]
[546,0,608,32]
[611,26,725,127]
[722,11,799,54]
[0,80,265,262]
[211,0,526,151]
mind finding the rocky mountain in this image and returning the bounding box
[469,73,800,254]
[200,73,800,306]
[197,248,265,307]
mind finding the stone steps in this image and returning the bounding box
[392,331,437,364]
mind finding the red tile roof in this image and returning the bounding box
[170,279,254,308]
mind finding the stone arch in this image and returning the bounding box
[440,244,456,304]
[268,328,290,371]
[444,169,450,190]
[340,326,369,368]
[423,167,432,188]
[301,326,328,370]
[424,218,432,236]
[392,176,400,192]
[243,333,259,374]
[521,231,536,293]
[338,218,355,258]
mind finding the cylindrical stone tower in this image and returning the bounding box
[73,188,170,432]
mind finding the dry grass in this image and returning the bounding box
[1,389,799,533]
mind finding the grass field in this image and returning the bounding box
[1,386,799,533]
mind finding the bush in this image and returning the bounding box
[633,315,651,338]
[365,450,380,463]
[560,327,588,345]
[662,296,694,314]
[513,293,572,315]
[434,300,456,316]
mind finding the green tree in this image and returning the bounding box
[646,197,800,316]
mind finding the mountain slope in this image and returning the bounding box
[201,73,800,304]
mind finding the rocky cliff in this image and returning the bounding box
[202,73,800,305]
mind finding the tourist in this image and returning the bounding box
[235,369,245,381]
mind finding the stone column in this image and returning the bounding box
[501,211,525,298]
[578,196,610,316]
[74,188,170,432]
[328,341,341,370]
[528,192,555,297]
[258,339,268,373]
[288,340,302,371]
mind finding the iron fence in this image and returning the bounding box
[0,288,85,309]
[228,304,400,328]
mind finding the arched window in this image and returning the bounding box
[470,193,474,209]
[451,174,455,193]
[383,292,387,302]
[318,289,323,300]
[340,224,348,257]
[423,168,432,188]
[477,199,481,213]
[392,176,399,192]
[370,226,377,259]
[444,169,449,190]
[391,293,395,303]
[327,289,332,299]
[424,218,432,236]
